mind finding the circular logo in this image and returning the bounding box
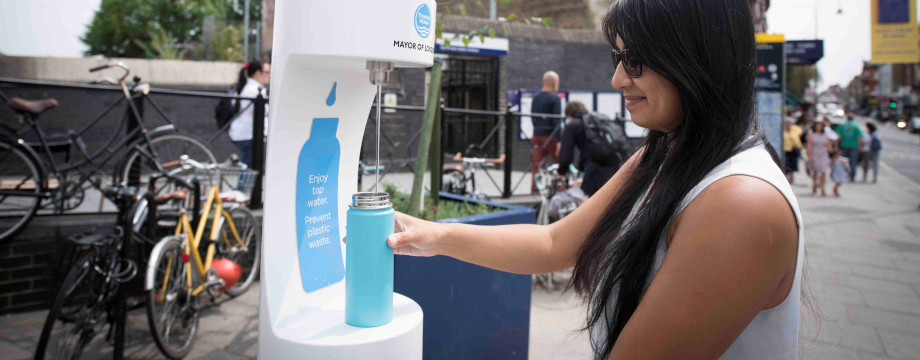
[414,4,432,38]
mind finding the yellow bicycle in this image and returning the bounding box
[144,156,260,359]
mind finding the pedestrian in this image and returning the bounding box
[386,0,803,358]
[830,150,849,197]
[229,61,271,166]
[862,122,881,183]
[858,126,871,181]
[557,101,620,197]
[820,117,839,150]
[807,121,832,196]
[783,119,803,183]
[530,71,563,193]
[835,114,864,181]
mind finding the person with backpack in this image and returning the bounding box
[557,101,629,197]
[222,61,270,166]
[862,122,882,183]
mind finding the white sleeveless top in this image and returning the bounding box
[591,144,805,359]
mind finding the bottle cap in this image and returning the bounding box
[350,192,392,210]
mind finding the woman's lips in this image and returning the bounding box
[624,96,646,108]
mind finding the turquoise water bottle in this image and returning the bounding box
[345,192,394,327]
[295,117,345,292]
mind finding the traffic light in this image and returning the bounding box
[890,101,897,109]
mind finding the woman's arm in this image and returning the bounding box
[806,133,813,159]
[388,148,646,274]
[609,176,798,359]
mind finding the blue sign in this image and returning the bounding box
[295,83,345,293]
[434,44,508,56]
[786,40,824,65]
[415,4,432,38]
[879,0,910,24]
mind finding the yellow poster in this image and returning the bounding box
[871,0,920,64]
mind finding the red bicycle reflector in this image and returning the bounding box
[181,254,190,263]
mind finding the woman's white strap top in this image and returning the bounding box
[591,144,805,359]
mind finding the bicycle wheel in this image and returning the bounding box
[117,132,216,190]
[0,139,43,242]
[146,235,199,359]
[218,207,261,296]
[35,253,108,360]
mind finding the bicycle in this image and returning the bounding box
[34,174,197,360]
[0,62,216,242]
[443,146,505,200]
[533,163,581,291]
[145,156,261,359]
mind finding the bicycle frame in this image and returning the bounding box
[0,67,171,199]
[162,185,248,298]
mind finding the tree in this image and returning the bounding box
[201,0,261,61]
[82,0,209,58]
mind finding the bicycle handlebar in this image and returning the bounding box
[175,154,247,172]
[88,62,130,83]
[452,152,505,164]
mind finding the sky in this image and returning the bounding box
[0,0,101,58]
[0,0,915,92]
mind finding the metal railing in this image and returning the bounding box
[0,77,268,208]
[367,102,566,198]
[2,77,575,205]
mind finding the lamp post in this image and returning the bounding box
[813,0,843,97]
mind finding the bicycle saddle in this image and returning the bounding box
[9,97,58,115]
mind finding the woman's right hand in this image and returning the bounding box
[387,211,447,257]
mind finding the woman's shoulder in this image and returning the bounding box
[240,80,263,97]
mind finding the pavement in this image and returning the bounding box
[3,116,920,359]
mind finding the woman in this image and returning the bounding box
[557,101,621,197]
[229,61,270,166]
[387,0,803,358]
[783,120,804,183]
[807,122,832,196]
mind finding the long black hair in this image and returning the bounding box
[236,61,264,95]
[569,0,781,358]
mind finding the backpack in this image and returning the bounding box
[870,134,882,151]
[215,89,241,130]
[548,187,585,223]
[581,111,632,167]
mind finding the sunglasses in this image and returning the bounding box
[611,48,642,78]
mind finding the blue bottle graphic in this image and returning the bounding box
[295,83,345,292]
[345,192,395,327]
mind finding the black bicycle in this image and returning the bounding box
[0,62,216,242]
[34,174,200,360]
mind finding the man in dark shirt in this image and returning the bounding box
[557,101,620,197]
[530,71,563,193]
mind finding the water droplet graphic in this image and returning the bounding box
[326,82,337,106]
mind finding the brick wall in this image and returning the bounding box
[0,216,105,314]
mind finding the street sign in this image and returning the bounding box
[871,0,920,64]
[786,40,824,65]
[755,33,786,156]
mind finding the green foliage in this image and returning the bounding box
[82,0,209,58]
[135,27,189,60]
[210,22,244,62]
[203,0,261,22]
[383,184,499,222]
